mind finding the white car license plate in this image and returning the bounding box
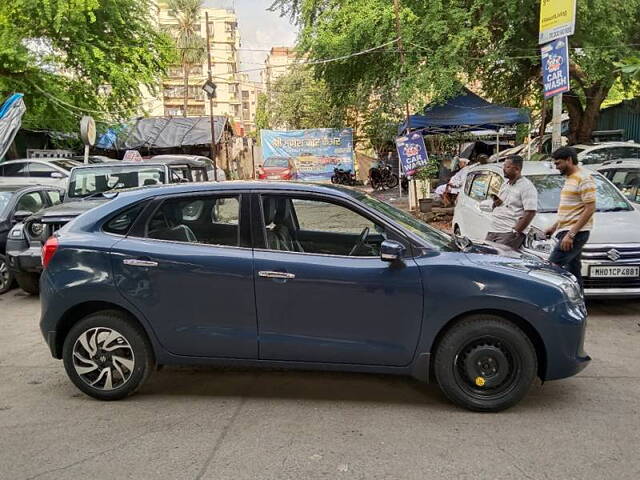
[589,265,639,278]
[268,175,281,179]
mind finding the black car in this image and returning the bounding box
[6,159,210,294]
[0,185,63,293]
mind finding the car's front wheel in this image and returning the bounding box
[434,315,537,412]
[62,311,154,401]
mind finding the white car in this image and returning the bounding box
[151,154,226,181]
[453,161,640,298]
[596,159,640,204]
[0,158,80,188]
[574,142,640,169]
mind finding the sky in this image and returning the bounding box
[205,0,298,82]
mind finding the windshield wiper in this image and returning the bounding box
[597,207,630,212]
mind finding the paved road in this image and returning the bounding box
[1,291,639,480]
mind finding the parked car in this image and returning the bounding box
[0,158,81,188]
[257,156,297,180]
[40,182,589,411]
[0,185,63,293]
[573,142,640,168]
[453,162,640,297]
[596,159,640,204]
[6,160,205,294]
[150,154,226,181]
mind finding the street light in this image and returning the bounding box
[202,80,217,99]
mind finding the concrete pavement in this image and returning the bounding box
[1,290,639,480]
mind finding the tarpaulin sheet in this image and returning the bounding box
[0,94,26,160]
[96,116,229,150]
[399,88,529,134]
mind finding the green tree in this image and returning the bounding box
[166,0,207,117]
[255,92,271,137]
[267,67,346,129]
[0,0,174,132]
[271,0,640,144]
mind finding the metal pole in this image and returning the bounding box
[205,11,218,181]
[551,93,563,152]
[83,145,89,164]
[394,0,410,199]
[496,131,500,154]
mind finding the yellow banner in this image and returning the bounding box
[539,0,576,44]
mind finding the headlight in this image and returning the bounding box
[529,269,583,304]
[29,222,44,237]
[9,224,24,240]
[523,228,556,255]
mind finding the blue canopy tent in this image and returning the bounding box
[399,88,530,135]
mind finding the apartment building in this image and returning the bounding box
[261,47,298,95]
[239,74,263,133]
[147,3,242,120]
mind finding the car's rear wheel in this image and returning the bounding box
[434,315,537,412]
[0,255,15,294]
[15,272,39,295]
[62,310,154,401]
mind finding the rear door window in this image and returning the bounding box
[28,162,59,178]
[146,195,240,247]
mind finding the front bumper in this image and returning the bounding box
[6,242,42,274]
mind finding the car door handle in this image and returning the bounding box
[123,259,158,268]
[258,271,295,279]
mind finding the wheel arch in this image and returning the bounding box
[53,301,156,362]
[428,308,547,382]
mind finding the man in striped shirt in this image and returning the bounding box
[544,147,597,289]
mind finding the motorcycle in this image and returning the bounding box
[331,167,357,185]
[368,162,399,191]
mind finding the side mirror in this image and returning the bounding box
[380,240,405,262]
[479,199,493,213]
[12,210,32,224]
[50,172,65,179]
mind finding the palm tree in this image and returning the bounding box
[166,0,207,117]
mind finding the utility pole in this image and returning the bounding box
[205,11,219,181]
[393,0,410,199]
[551,94,563,151]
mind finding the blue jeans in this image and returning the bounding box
[549,231,590,289]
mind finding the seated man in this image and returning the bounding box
[435,157,471,206]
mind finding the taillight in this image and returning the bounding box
[282,169,291,175]
[41,236,59,269]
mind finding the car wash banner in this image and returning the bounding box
[260,128,354,181]
[395,132,429,176]
[542,37,570,98]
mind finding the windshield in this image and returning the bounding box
[528,173,632,213]
[264,157,289,168]
[0,191,15,217]
[603,168,640,203]
[351,191,455,251]
[68,166,166,198]
[50,159,81,171]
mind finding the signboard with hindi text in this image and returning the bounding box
[542,37,570,98]
[539,0,576,44]
[260,128,354,181]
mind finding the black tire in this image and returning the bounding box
[15,272,39,295]
[331,175,339,184]
[453,225,461,236]
[0,254,15,294]
[62,310,154,401]
[385,173,399,189]
[369,177,380,190]
[434,315,537,412]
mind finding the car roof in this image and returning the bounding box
[112,181,364,202]
[70,162,168,170]
[574,142,640,150]
[0,184,60,193]
[597,159,640,169]
[148,155,210,167]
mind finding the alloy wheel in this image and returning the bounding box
[72,327,136,390]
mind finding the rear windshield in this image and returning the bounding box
[68,166,166,198]
[528,173,632,213]
[264,157,289,167]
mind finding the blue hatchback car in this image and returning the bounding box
[39,182,590,411]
